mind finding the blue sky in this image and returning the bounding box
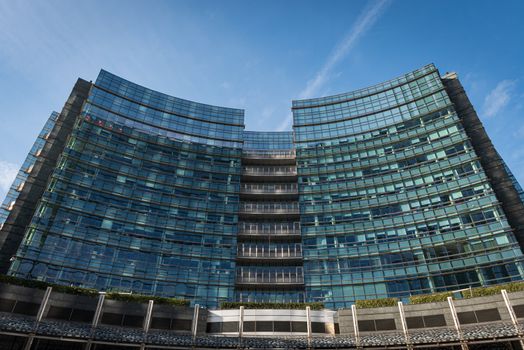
[1,0,524,200]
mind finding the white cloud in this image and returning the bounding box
[482,80,516,118]
[276,112,294,132]
[0,160,19,195]
[261,106,275,120]
[276,0,391,131]
[514,124,524,139]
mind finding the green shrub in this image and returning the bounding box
[355,297,398,309]
[220,302,324,310]
[105,292,189,306]
[409,292,453,304]
[505,282,524,293]
[463,281,524,299]
[51,284,98,296]
[0,274,98,296]
[463,286,499,299]
[0,274,49,289]
[0,275,188,305]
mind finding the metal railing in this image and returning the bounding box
[242,149,296,159]
[240,183,298,194]
[236,268,304,285]
[236,276,304,285]
[238,222,301,236]
[237,243,302,259]
[242,166,297,176]
[239,202,299,214]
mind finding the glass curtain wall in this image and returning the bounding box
[293,64,524,308]
[9,71,244,307]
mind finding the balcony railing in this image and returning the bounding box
[236,268,304,285]
[242,149,296,159]
[240,183,298,194]
[238,222,301,236]
[237,243,302,259]
[236,276,304,285]
[242,166,297,176]
[239,202,299,214]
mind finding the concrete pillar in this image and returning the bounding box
[85,293,105,350]
[191,304,200,340]
[36,286,52,322]
[306,306,312,348]
[238,306,244,338]
[397,301,412,350]
[501,289,524,349]
[139,300,155,350]
[92,294,105,328]
[351,304,360,348]
[447,296,468,350]
[24,286,53,350]
[23,336,34,350]
[143,300,154,332]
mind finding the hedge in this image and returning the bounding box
[462,281,524,299]
[0,275,189,305]
[105,292,189,306]
[409,292,453,304]
[355,297,398,309]
[356,282,524,307]
[4,273,524,308]
[220,302,324,310]
[0,274,98,296]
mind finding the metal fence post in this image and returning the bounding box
[85,293,105,350]
[398,301,412,349]
[306,306,312,348]
[501,289,524,349]
[239,306,244,338]
[24,286,53,350]
[351,304,360,348]
[139,300,155,350]
[191,304,200,340]
[447,296,468,350]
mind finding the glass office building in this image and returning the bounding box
[0,112,59,231]
[2,64,524,308]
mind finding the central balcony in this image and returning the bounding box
[237,243,302,261]
[242,150,296,165]
[236,267,304,287]
[240,183,298,199]
[242,149,295,159]
[235,276,304,286]
[238,222,301,238]
[238,202,299,218]
[242,166,297,180]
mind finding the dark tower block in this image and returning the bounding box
[0,79,91,273]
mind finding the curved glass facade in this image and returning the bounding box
[3,64,524,309]
[293,64,524,308]
[8,71,244,307]
[0,112,59,230]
